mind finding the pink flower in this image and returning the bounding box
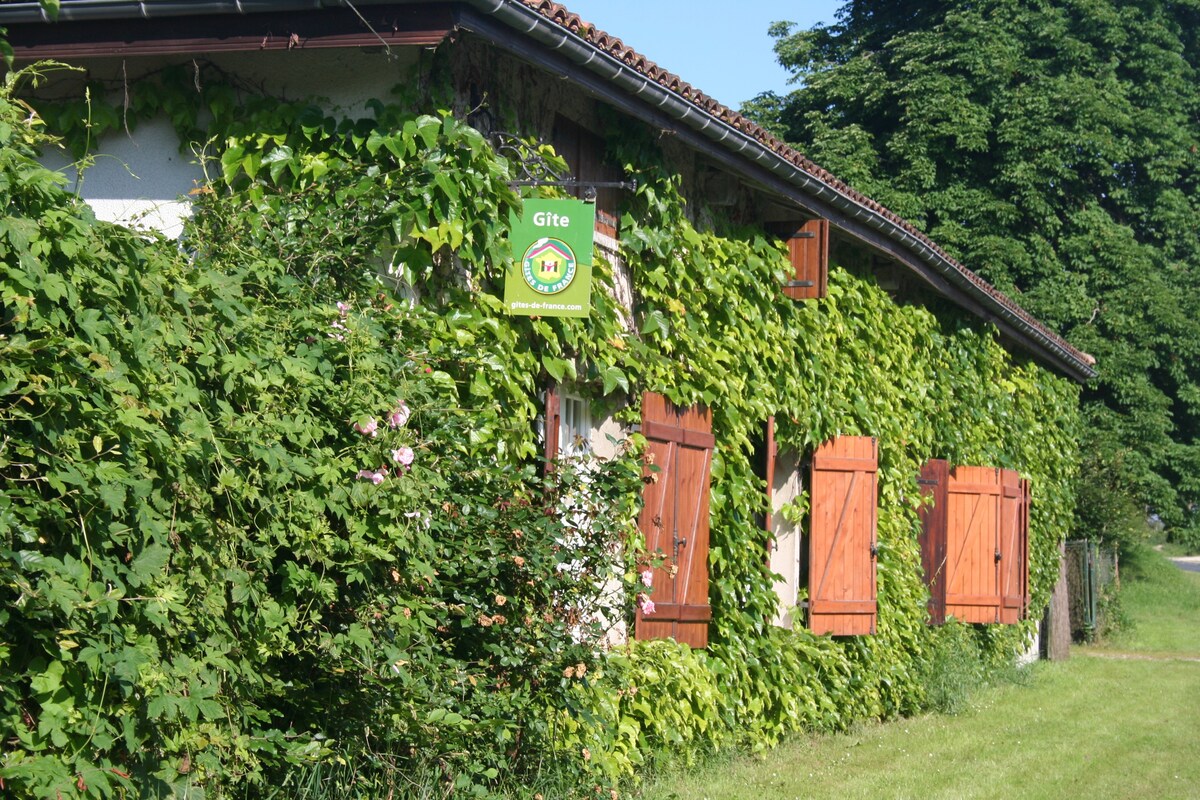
[387,401,411,429]
[353,417,378,437]
[337,301,350,317]
[636,593,655,616]
[640,569,654,588]
[392,446,415,467]
[356,469,385,485]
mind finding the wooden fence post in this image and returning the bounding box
[1041,541,1071,661]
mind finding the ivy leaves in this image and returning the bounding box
[758,0,1200,537]
[7,53,1084,796]
[596,123,1080,761]
[1,82,649,797]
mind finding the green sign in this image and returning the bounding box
[504,198,595,317]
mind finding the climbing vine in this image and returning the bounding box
[3,58,1080,797]
[540,126,1080,779]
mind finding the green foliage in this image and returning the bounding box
[1167,520,1200,553]
[752,0,1200,538]
[1,82,644,798]
[8,55,1081,797]
[569,127,1080,772]
[1074,440,1154,558]
[561,640,731,779]
[918,621,1004,715]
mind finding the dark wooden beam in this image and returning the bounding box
[4,4,454,58]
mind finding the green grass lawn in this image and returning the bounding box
[638,547,1200,800]
[1100,546,1200,654]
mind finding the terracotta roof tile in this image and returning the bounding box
[514,0,1093,371]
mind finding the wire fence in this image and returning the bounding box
[1065,539,1119,641]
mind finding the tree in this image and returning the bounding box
[750,0,1200,542]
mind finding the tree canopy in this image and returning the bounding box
[748,0,1200,542]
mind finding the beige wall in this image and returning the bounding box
[769,450,805,628]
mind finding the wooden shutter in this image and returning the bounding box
[782,218,829,301]
[808,436,878,635]
[635,392,714,648]
[999,469,1023,623]
[1021,479,1032,619]
[552,116,621,240]
[917,459,950,625]
[945,466,1001,623]
[543,388,561,474]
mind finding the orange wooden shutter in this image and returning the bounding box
[782,218,829,301]
[635,392,714,648]
[999,469,1025,624]
[945,466,1001,623]
[917,459,950,625]
[808,435,878,635]
[1021,479,1032,619]
[543,388,561,474]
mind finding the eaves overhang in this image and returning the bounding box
[0,0,1097,382]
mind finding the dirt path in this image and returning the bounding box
[1170,555,1200,573]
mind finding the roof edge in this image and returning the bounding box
[0,0,328,23]
[460,0,1095,382]
[0,0,1096,381]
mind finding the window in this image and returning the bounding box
[918,459,950,624]
[557,394,592,458]
[551,115,622,241]
[771,218,830,301]
[763,434,878,633]
[807,435,879,635]
[767,445,806,628]
[635,392,714,648]
[763,433,879,635]
[921,463,1031,625]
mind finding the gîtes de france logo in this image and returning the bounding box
[521,237,577,295]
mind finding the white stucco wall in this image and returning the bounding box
[41,117,202,238]
[1019,626,1041,666]
[40,48,421,237]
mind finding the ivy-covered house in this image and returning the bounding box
[0,0,1095,793]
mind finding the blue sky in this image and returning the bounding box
[559,1,847,110]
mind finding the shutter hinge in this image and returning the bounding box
[789,231,817,239]
[784,280,815,288]
[870,543,879,558]
[916,479,939,486]
[995,550,1002,563]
